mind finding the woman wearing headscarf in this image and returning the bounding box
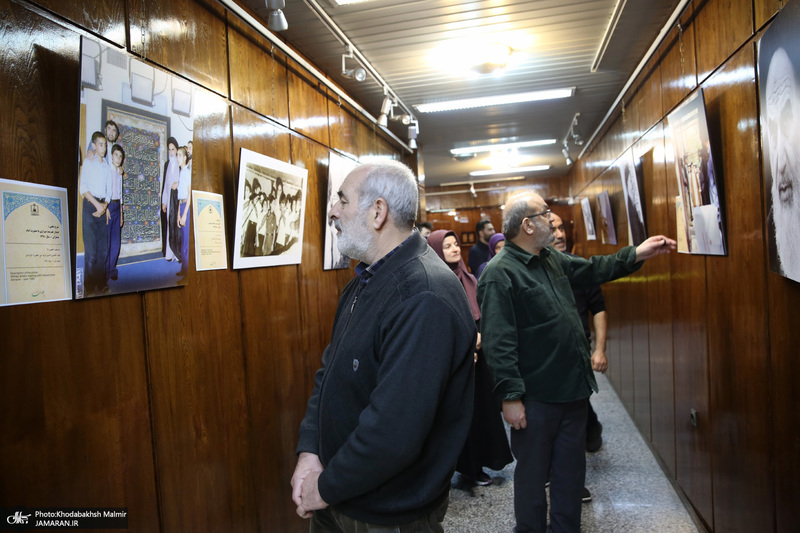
[428,230,513,486]
[475,232,505,279]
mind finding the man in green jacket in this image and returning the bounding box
[477,190,675,533]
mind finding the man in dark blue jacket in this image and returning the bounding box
[292,161,477,532]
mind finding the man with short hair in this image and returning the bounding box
[468,219,495,273]
[79,131,112,296]
[551,213,606,458]
[478,190,675,533]
[292,161,477,532]
[415,221,433,238]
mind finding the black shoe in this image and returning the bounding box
[473,471,493,486]
[582,487,592,503]
[586,422,603,452]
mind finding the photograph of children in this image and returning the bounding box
[233,148,308,269]
[758,0,800,283]
[618,148,648,246]
[666,90,726,255]
[596,190,617,245]
[324,152,359,270]
[76,36,196,299]
[581,197,597,241]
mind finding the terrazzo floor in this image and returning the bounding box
[443,373,702,532]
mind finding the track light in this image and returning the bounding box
[408,122,418,150]
[377,94,393,127]
[562,147,573,166]
[562,113,581,165]
[391,113,412,125]
[341,45,367,82]
[267,0,288,31]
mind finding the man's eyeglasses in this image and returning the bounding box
[523,209,551,221]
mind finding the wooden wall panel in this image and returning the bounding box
[639,64,664,135]
[660,6,698,115]
[129,0,229,96]
[769,272,800,533]
[642,123,677,477]
[703,45,774,533]
[693,0,753,84]
[328,98,361,160]
[630,144,653,438]
[144,95,258,532]
[665,118,714,530]
[288,61,331,147]
[228,20,290,127]
[231,106,306,532]
[754,0,783,31]
[29,0,127,47]
[0,4,159,529]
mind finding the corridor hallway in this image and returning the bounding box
[444,373,701,532]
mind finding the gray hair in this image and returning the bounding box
[357,160,419,229]
[502,195,531,239]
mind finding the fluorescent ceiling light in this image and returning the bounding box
[469,165,550,177]
[451,139,556,155]
[443,176,527,187]
[330,0,373,4]
[416,88,574,113]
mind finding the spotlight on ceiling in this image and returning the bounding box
[267,0,288,31]
[562,146,573,166]
[408,122,418,150]
[341,45,367,81]
[391,113,412,125]
[377,94,393,127]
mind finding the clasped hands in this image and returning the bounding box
[291,452,328,519]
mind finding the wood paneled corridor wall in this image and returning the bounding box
[0,0,408,531]
[1,1,798,533]
[566,1,799,532]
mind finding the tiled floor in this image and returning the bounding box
[443,373,701,532]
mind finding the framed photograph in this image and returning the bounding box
[596,190,617,245]
[618,148,647,246]
[581,197,596,241]
[232,148,308,269]
[667,89,726,255]
[324,152,358,270]
[757,0,800,283]
[76,36,196,299]
[461,231,476,245]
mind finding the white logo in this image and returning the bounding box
[7,511,31,524]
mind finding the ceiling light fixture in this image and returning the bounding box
[408,121,419,150]
[415,88,574,113]
[444,176,527,187]
[561,112,583,166]
[469,43,513,76]
[562,144,573,166]
[377,92,394,127]
[266,0,288,31]
[469,165,550,177]
[450,138,556,156]
[341,44,367,81]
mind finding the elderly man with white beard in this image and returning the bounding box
[764,46,800,282]
[291,161,477,532]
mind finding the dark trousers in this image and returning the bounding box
[105,200,121,279]
[82,198,108,294]
[179,201,190,273]
[309,496,448,533]
[510,398,587,533]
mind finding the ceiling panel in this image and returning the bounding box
[242,0,680,187]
